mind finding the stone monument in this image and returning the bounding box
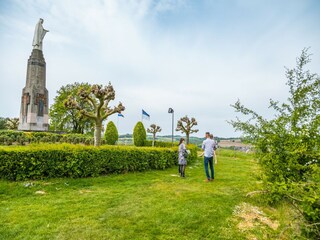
[19,18,49,131]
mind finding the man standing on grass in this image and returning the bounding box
[202,132,216,182]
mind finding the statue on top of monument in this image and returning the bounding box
[32,18,49,51]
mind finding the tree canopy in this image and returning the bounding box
[176,116,199,144]
[147,124,162,147]
[65,82,125,146]
[0,117,7,130]
[6,118,19,130]
[49,82,94,133]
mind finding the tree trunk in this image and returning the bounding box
[186,132,190,145]
[152,133,155,147]
[94,120,102,147]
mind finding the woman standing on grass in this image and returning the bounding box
[178,138,188,177]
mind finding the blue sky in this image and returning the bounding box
[0,0,319,137]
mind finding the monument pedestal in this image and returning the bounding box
[18,49,49,131]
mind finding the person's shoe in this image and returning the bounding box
[204,179,210,182]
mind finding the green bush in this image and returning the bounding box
[230,49,320,238]
[104,121,118,145]
[145,140,178,148]
[133,122,146,146]
[0,131,92,145]
[0,144,197,180]
[0,130,180,147]
[0,130,24,142]
[5,137,13,146]
[85,138,92,145]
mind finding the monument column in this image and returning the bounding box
[18,18,49,131]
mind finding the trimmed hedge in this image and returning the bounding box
[133,122,146,146]
[0,144,198,180]
[145,140,179,148]
[0,131,182,148]
[104,121,118,145]
[0,130,93,146]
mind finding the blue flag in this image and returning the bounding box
[142,109,150,120]
[118,113,124,118]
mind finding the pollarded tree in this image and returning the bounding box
[50,82,94,133]
[147,124,162,147]
[104,121,118,145]
[65,83,125,147]
[6,118,19,130]
[176,116,199,144]
[133,121,146,146]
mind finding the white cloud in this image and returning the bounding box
[154,0,187,13]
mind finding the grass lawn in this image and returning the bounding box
[0,149,299,240]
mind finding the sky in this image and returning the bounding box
[0,0,319,137]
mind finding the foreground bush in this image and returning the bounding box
[0,144,197,181]
[231,49,320,238]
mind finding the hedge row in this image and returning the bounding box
[145,140,179,148]
[0,130,99,146]
[0,131,180,147]
[0,144,198,180]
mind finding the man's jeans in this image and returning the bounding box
[204,156,214,180]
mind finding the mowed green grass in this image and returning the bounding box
[0,149,295,240]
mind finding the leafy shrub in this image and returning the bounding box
[0,136,5,144]
[231,49,320,238]
[145,140,178,148]
[185,144,198,162]
[85,138,92,145]
[104,121,118,145]
[17,136,27,145]
[5,137,13,146]
[133,122,146,146]
[0,131,92,145]
[0,144,197,180]
[0,130,24,142]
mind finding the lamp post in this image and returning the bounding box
[168,108,174,147]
